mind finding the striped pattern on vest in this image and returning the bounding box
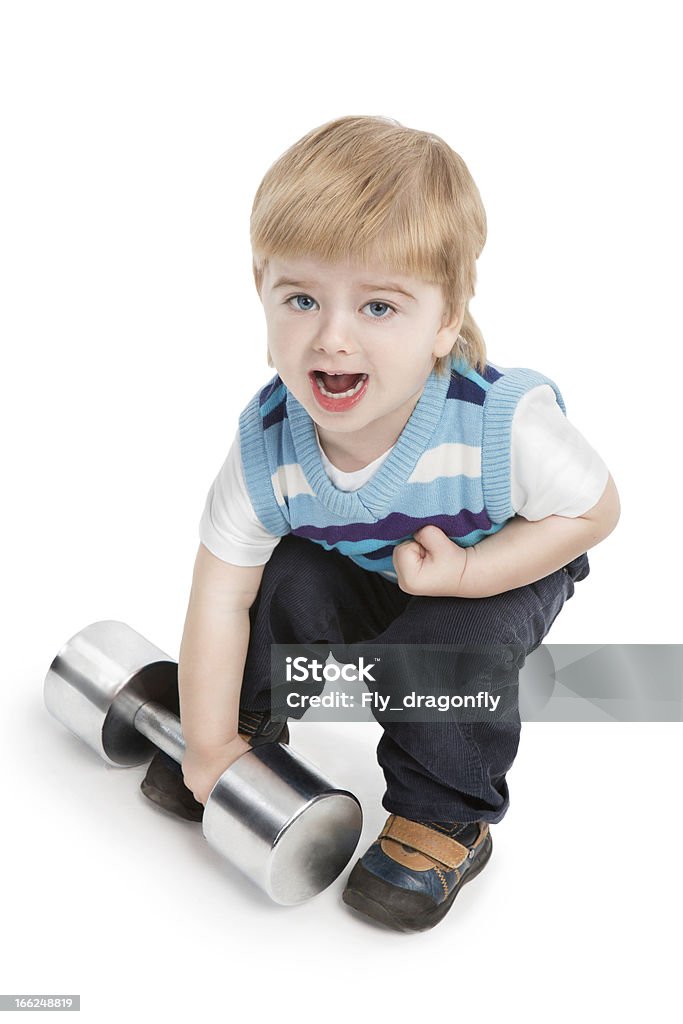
[239,355,566,582]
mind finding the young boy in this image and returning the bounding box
[140,115,620,932]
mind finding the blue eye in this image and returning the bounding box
[364,301,393,318]
[285,295,397,319]
[289,295,317,311]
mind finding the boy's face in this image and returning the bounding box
[259,255,463,457]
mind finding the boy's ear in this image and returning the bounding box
[434,303,465,358]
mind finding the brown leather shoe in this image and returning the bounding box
[140,713,289,822]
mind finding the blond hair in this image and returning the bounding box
[250,115,488,376]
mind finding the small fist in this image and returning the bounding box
[392,525,469,597]
[182,735,250,805]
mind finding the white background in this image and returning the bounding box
[1,1,680,1020]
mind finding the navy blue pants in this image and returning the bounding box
[240,534,590,825]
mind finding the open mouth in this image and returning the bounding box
[311,370,368,399]
[308,369,370,412]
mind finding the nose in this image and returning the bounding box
[312,311,359,360]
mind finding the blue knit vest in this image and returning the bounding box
[238,355,566,583]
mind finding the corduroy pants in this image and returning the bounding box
[239,534,590,825]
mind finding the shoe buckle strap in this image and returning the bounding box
[380,815,487,870]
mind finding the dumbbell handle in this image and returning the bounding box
[134,700,187,765]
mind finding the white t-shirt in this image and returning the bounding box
[199,384,610,566]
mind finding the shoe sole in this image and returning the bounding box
[342,831,493,932]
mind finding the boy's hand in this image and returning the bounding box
[182,734,251,806]
[392,525,469,597]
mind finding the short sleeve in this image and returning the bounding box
[510,385,610,520]
[198,428,282,565]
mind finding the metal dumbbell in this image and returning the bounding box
[43,620,362,905]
